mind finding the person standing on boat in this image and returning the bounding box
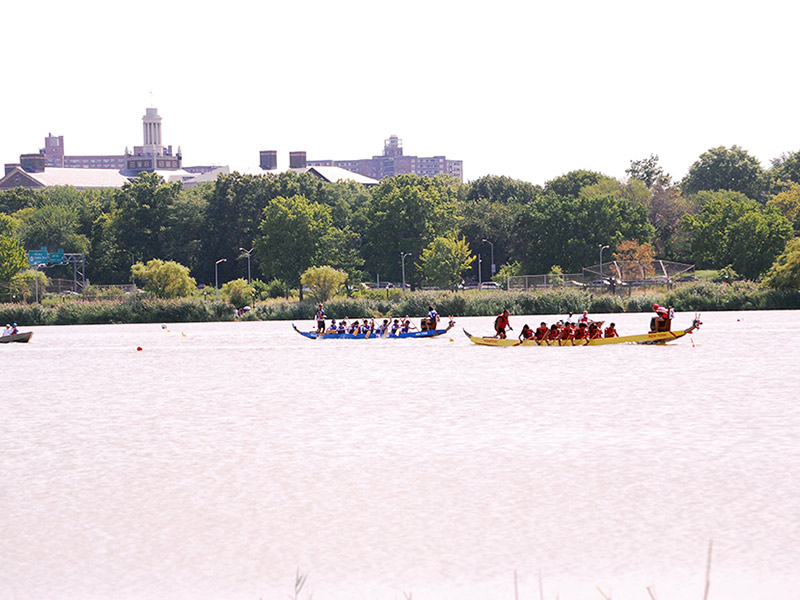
[426,306,439,331]
[493,309,512,339]
[315,304,326,333]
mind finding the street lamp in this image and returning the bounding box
[239,247,253,283]
[482,238,495,276]
[215,258,227,300]
[599,244,609,277]
[400,252,412,293]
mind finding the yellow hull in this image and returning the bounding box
[464,320,699,347]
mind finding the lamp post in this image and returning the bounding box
[215,258,226,300]
[599,244,609,277]
[400,252,411,293]
[482,238,495,276]
[478,254,482,288]
[239,247,253,283]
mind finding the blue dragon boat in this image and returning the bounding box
[293,320,454,340]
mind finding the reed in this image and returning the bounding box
[2,282,798,326]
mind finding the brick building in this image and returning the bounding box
[306,135,463,182]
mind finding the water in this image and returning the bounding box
[2,311,799,600]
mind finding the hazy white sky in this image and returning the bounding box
[2,0,798,185]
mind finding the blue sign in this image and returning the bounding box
[49,249,65,264]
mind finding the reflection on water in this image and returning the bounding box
[2,311,799,599]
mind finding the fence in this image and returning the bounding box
[508,261,695,291]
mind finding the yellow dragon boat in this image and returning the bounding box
[464,317,701,347]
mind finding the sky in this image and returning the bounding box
[2,0,799,186]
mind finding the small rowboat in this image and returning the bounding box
[294,320,454,340]
[0,331,33,344]
[464,318,701,347]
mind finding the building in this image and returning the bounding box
[306,135,463,182]
[15,106,182,173]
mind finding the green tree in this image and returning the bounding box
[762,238,800,290]
[220,278,255,308]
[682,190,793,279]
[682,145,767,201]
[545,170,611,198]
[0,235,28,286]
[0,187,37,214]
[419,235,475,290]
[626,154,670,189]
[466,175,541,204]
[113,172,182,263]
[766,183,800,235]
[130,259,196,298]
[254,194,332,300]
[17,203,90,253]
[362,174,461,285]
[770,150,800,187]
[301,265,348,303]
[0,213,17,238]
[514,191,654,274]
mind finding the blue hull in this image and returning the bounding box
[293,322,453,340]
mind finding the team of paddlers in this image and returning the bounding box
[490,309,618,342]
[313,303,444,336]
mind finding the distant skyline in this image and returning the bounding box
[2,1,799,186]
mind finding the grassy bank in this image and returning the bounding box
[2,282,799,326]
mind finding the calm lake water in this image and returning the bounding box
[2,310,799,600]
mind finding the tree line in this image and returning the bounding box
[1,144,800,299]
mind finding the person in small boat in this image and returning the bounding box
[315,303,326,333]
[2,324,11,337]
[10,323,18,335]
[604,322,618,337]
[493,309,512,339]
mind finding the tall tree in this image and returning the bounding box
[419,235,475,290]
[113,172,182,263]
[762,238,800,290]
[466,175,541,204]
[0,235,28,285]
[544,170,611,198]
[514,191,654,274]
[362,174,460,285]
[682,145,767,201]
[682,190,793,278]
[626,154,670,189]
[770,150,800,187]
[254,194,333,300]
